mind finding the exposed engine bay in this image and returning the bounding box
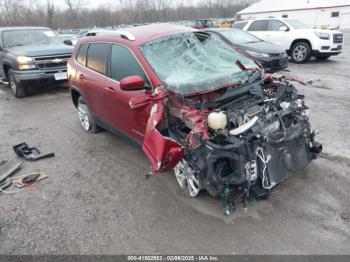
[164,73,322,215]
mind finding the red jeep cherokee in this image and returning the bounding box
[68,24,321,215]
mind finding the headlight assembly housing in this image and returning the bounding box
[314,32,330,40]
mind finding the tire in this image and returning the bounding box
[77,96,102,133]
[8,69,26,98]
[316,56,330,60]
[174,159,201,198]
[290,41,311,63]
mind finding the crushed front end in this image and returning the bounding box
[166,74,322,214]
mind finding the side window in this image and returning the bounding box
[110,44,148,85]
[247,20,269,31]
[86,43,109,75]
[268,20,287,31]
[232,21,248,29]
[76,44,88,66]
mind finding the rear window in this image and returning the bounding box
[76,44,88,66]
[248,20,269,31]
[232,22,248,29]
[86,43,109,75]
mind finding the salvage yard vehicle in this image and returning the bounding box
[204,28,288,73]
[0,27,74,98]
[68,24,322,214]
[235,18,344,63]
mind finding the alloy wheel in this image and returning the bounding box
[77,98,91,131]
[292,45,308,62]
[174,159,200,197]
[9,75,17,95]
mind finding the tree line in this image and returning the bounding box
[0,0,256,29]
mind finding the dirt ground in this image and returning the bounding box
[0,33,349,255]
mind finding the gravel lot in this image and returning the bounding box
[0,33,349,255]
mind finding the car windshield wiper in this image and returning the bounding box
[246,40,261,44]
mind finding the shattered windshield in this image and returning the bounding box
[139,32,258,95]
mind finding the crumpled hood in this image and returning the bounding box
[8,44,73,57]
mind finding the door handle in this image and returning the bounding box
[79,74,85,80]
[105,87,116,93]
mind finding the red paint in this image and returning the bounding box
[120,76,145,91]
[68,24,247,174]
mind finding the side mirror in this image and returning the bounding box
[279,26,288,32]
[64,40,73,46]
[120,76,145,91]
[0,46,3,51]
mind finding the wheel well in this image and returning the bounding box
[71,89,81,108]
[288,39,312,54]
[3,64,11,79]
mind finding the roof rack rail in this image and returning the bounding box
[95,30,135,41]
[114,30,136,41]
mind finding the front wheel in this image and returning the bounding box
[8,69,26,98]
[174,159,201,198]
[77,96,101,133]
[290,42,311,63]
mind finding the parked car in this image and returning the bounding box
[192,19,215,29]
[0,27,74,97]
[234,18,344,63]
[68,24,322,214]
[59,34,79,46]
[205,28,288,72]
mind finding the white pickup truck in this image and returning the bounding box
[234,18,344,63]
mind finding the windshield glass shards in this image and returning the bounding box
[139,32,258,95]
[3,29,63,48]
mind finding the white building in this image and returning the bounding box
[237,0,350,29]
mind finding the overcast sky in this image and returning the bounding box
[34,0,122,9]
[34,0,202,9]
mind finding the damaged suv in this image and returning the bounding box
[68,24,322,214]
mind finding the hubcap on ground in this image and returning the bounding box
[293,45,307,62]
[174,159,200,197]
[77,99,91,131]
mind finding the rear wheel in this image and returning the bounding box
[290,41,311,63]
[174,159,201,198]
[77,96,101,133]
[8,69,26,98]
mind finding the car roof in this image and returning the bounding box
[83,23,196,46]
[0,27,50,32]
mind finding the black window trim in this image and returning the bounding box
[108,43,153,90]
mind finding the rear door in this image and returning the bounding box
[79,43,110,120]
[246,20,270,40]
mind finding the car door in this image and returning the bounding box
[79,43,109,121]
[103,44,153,143]
[246,20,269,40]
[266,19,291,50]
